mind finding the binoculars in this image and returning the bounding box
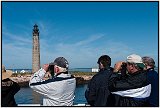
[48,65,55,76]
[120,62,127,76]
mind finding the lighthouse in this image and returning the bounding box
[32,24,40,73]
[32,24,41,104]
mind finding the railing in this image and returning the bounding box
[18,104,90,106]
[18,104,41,106]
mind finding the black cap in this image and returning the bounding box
[50,57,69,69]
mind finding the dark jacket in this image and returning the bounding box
[2,78,20,107]
[109,70,151,106]
[85,68,113,106]
[147,68,159,107]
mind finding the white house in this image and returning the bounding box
[20,70,26,73]
[91,68,99,72]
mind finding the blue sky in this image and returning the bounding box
[2,2,158,69]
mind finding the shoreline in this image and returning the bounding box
[10,75,93,87]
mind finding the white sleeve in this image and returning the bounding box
[29,68,46,84]
[29,68,49,95]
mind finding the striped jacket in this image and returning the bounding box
[29,68,76,106]
[109,70,151,106]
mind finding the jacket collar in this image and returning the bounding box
[55,72,71,78]
[99,67,112,73]
[147,68,154,71]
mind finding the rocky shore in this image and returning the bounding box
[10,75,93,87]
[10,76,31,87]
[74,75,93,85]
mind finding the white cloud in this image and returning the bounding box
[2,30,32,69]
[38,21,50,36]
[3,30,32,45]
[39,34,134,68]
[2,43,32,69]
[3,32,131,68]
[75,34,104,46]
[3,29,157,69]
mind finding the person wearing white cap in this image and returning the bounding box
[29,57,76,106]
[109,54,151,106]
[2,65,20,106]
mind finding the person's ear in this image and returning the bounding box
[100,62,104,68]
[55,67,59,73]
[130,64,135,70]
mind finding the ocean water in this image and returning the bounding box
[11,68,93,73]
[11,67,158,73]
[15,84,88,105]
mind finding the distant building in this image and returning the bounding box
[92,68,99,72]
[12,70,18,73]
[20,70,25,73]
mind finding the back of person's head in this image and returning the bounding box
[97,55,111,68]
[50,57,69,73]
[142,56,155,68]
[126,54,145,71]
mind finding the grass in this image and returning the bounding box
[70,71,97,76]
[11,71,97,77]
[11,72,32,77]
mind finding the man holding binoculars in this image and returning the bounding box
[29,57,76,106]
[109,54,151,106]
